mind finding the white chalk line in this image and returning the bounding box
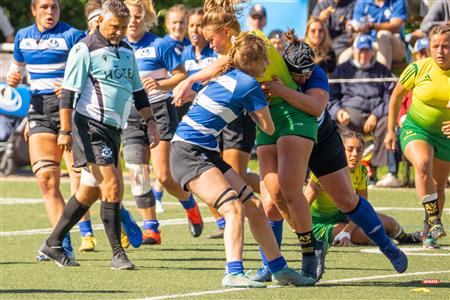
[134,270,450,300]
[0,217,216,237]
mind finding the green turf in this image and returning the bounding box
[1,180,449,299]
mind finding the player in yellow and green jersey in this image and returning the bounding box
[307,131,422,246]
[385,24,450,248]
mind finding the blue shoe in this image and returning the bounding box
[380,242,408,273]
[222,273,266,288]
[120,207,142,248]
[272,268,316,286]
[251,266,272,282]
[62,234,75,260]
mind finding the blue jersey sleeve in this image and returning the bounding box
[242,83,268,113]
[158,41,181,72]
[62,42,90,92]
[13,31,24,63]
[391,0,407,21]
[301,66,330,93]
[352,1,367,22]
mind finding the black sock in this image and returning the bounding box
[100,201,122,256]
[422,194,440,225]
[296,231,315,256]
[47,195,90,247]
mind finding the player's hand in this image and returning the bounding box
[363,114,377,134]
[384,130,396,151]
[442,120,450,138]
[146,119,160,149]
[319,6,334,21]
[7,71,21,88]
[173,78,194,105]
[333,231,353,247]
[57,134,72,151]
[260,76,285,99]
[142,76,161,92]
[336,109,351,126]
[54,82,62,98]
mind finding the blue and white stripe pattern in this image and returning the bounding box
[126,32,181,104]
[13,22,85,95]
[181,44,218,76]
[172,69,268,151]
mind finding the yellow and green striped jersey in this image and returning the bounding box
[399,57,450,134]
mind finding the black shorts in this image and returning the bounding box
[72,112,121,168]
[170,141,232,191]
[122,143,149,165]
[28,94,60,135]
[152,98,179,141]
[308,113,347,177]
[123,106,149,146]
[219,112,256,153]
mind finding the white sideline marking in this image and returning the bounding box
[361,247,450,257]
[134,270,450,300]
[0,217,215,237]
[2,198,450,213]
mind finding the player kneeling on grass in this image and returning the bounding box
[171,33,315,288]
[39,0,159,270]
[306,131,422,246]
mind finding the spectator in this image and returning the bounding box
[268,29,284,55]
[411,0,450,44]
[0,6,14,43]
[305,17,337,75]
[339,0,407,69]
[247,4,266,31]
[376,38,430,187]
[329,35,395,177]
[311,0,356,58]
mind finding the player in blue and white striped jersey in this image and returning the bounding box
[179,7,218,118]
[163,4,190,57]
[6,0,85,261]
[180,7,222,239]
[171,33,315,288]
[122,0,203,243]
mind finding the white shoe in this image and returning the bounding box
[155,200,165,213]
[376,173,402,187]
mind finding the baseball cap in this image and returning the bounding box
[353,35,373,49]
[249,4,266,18]
[414,38,429,53]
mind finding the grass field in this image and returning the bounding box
[1,178,449,299]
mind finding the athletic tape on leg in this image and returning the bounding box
[126,163,152,196]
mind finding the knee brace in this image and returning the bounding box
[214,187,239,210]
[125,163,152,196]
[237,184,255,204]
[135,189,156,209]
[80,167,98,187]
[32,160,59,175]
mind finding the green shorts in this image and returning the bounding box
[256,101,318,146]
[400,117,450,162]
[312,212,348,244]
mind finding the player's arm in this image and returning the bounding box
[249,106,274,135]
[305,178,321,206]
[58,43,90,151]
[134,88,160,149]
[385,63,416,151]
[157,65,187,90]
[261,76,328,117]
[172,56,228,104]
